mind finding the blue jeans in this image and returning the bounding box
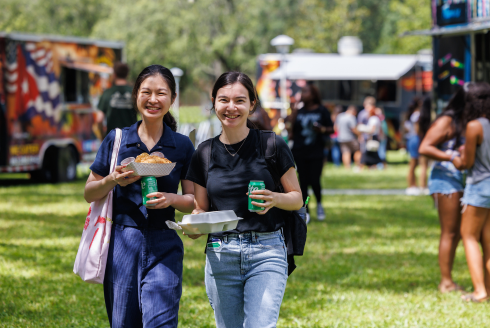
[104,224,183,328]
[429,164,465,195]
[407,135,420,159]
[205,230,288,328]
[461,177,490,209]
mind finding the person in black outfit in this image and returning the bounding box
[289,83,333,221]
[185,72,302,327]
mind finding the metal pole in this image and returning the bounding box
[281,53,288,118]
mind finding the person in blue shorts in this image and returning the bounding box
[419,89,466,293]
[84,65,195,327]
[453,82,490,303]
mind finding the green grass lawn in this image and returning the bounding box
[1,177,488,327]
[321,163,427,190]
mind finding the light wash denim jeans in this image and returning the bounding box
[205,229,288,328]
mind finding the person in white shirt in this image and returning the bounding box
[357,104,382,168]
[335,105,360,169]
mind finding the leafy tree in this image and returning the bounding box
[376,0,432,54]
[0,0,109,36]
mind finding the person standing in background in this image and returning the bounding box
[327,105,343,167]
[357,104,382,168]
[290,83,333,221]
[96,62,138,137]
[419,89,466,294]
[358,96,376,163]
[335,105,360,170]
[376,107,388,169]
[405,97,428,195]
[453,82,490,303]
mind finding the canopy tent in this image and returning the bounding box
[264,53,429,81]
[402,20,490,38]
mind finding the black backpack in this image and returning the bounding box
[200,130,307,275]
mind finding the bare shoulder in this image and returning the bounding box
[467,120,484,134]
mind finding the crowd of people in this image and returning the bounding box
[84,63,490,328]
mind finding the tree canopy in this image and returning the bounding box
[1,0,431,94]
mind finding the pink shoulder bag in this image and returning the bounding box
[73,128,122,284]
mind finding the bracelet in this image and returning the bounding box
[449,152,458,162]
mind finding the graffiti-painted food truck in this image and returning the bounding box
[0,32,123,182]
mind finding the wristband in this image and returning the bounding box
[449,152,457,162]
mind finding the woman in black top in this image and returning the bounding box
[289,83,333,221]
[185,72,302,327]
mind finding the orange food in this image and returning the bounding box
[135,153,172,164]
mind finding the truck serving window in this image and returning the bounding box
[61,67,89,104]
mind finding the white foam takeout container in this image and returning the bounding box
[172,210,243,234]
[120,152,176,177]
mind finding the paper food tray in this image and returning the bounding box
[120,152,176,177]
[122,162,176,177]
[177,218,243,234]
[182,210,238,224]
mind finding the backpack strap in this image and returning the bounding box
[259,130,283,192]
[199,138,213,186]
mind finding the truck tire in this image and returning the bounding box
[30,147,58,183]
[57,146,77,182]
[30,146,77,183]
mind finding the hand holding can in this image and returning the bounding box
[248,180,265,212]
[142,176,158,207]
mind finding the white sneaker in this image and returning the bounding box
[420,187,430,195]
[405,187,421,196]
[317,205,326,220]
[305,213,311,225]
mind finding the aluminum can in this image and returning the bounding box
[141,176,158,207]
[248,180,266,212]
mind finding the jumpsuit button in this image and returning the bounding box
[137,143,140,147]
[146,214,148,218]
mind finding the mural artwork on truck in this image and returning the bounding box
[0,37,119,174]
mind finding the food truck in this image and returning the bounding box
[256,47,433,149]
[0,32,123,182]
[405,0,487,111]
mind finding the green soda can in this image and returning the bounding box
[141,176,158,207]
[248,180,266,212]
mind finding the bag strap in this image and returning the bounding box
[109,128,122,174]
[200,138,213,186]
[259,131,283,192]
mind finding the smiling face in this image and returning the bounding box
[213,82,254,130]
[136,74,175,122]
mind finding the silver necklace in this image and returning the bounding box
[223,134,248,157]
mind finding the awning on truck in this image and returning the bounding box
[264,53,425,81]
[402,21,490,37]
[60,60,113,74]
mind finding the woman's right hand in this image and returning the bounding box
[184,208,206,239]
[111,165,141,187]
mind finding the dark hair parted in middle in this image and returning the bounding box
[132,65,178,132]
[464,81,490,124]
[211,72,259,129]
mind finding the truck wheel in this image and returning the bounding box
[57,147,77,182]
[30,147,58,183]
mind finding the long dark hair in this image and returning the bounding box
[211,71,259,129]
[302,83,323,106]
[418,97,432,139]
[406,96,421,120]
[436,86,466,148]
[132,65,178,132]
[464,82,490,124]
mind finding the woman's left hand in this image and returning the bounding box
[145,192,175,209]
[248,189,277,215]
